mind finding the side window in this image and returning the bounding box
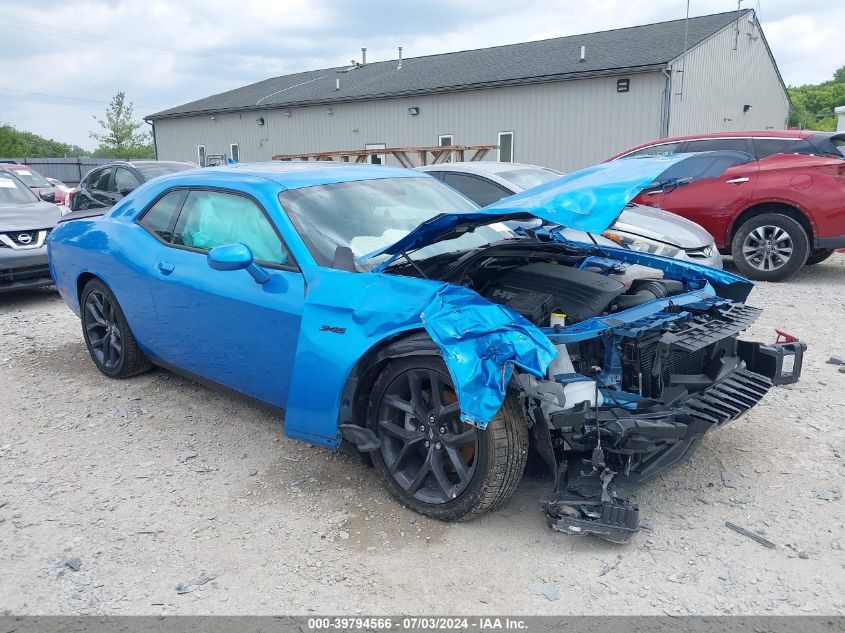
[621,142,680,158]
[91,168,114,191]
[172,190,291,266]
[683,138,751,154]
[115,168,141,193]
[138,190,186,243]
[753,138,803,159]
[443,173,512,207]
[425,171,447,182]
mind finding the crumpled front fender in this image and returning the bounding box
[420,284,555,426]
[282,270,555,447]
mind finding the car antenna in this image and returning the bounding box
[400,250,428,278]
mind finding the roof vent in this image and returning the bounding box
[361,47,367,65]
[397,46,403,70]
[335,78,340,91]
[579,45,586,62]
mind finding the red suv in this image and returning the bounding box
[607,131,845,281]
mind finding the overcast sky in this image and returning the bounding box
[1,0,842,150]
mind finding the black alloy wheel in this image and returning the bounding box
[376,366,478,505]
[367,353,528,522]
[80,279,152,378]
[84,288,124,371]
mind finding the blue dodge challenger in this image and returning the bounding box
[47,158,805,543]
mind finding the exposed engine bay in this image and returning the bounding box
[389,238,807,543]
[484,261,685,325]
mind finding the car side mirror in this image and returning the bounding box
[207,243,270,284]
[39,190,56,202]
[331,245,357,272]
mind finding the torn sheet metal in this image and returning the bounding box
[420,284,556,427]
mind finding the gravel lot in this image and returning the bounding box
[1,257,843,616]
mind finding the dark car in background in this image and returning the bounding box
[0,169,63,292]
[70,160,197,211]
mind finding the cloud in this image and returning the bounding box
[0,0,839,149]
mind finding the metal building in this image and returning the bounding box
[146,9,788,172]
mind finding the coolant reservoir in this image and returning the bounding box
[547,312,575,378]
[556,376,604,410]
[609,264,664,290]
[548,344,575,378]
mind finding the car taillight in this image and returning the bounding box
[66,190,74,209]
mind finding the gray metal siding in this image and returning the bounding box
[667,16,788,135]
[153,72,667,172]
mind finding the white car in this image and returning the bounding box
[417,161,723,268]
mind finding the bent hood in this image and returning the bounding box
[362,154,704,260]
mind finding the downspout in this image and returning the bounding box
[660,68,672,138]
[145,119,158,160]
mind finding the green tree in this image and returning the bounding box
[0,123,79,157]
[89,92,153,159]
[787,65,845,131]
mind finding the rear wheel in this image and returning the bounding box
[81,279,152,378]
[367,355,527,521]
[731,213,809,282]
[806,248,834,266]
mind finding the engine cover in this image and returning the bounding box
[487,262,626,323]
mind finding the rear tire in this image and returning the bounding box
[805,248,834,266]
[367,355,527,521]
[731,213,809,282]
[80,279,152,378]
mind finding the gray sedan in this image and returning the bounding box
[417,161,722,268]
[0,170,63,292]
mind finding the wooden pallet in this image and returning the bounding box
[272,144,498,167]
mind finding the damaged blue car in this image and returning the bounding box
[47,158,805,543]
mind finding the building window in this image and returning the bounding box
[230,144,240,163]
[438,135,454,162]
[365,143,386,165]
[498,132,514,162]
[197,145,206,167]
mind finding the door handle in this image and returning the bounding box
[157,261,175,275]
[725,177,750,185]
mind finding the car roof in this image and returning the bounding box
[608,129,816,160]
[98,160,198,169]
[148,161,426,191]
[416,161,554,175]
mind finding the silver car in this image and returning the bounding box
[417,161,722,268]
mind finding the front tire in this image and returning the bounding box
[367,355,527,521]
[731,213,809,281]
[81,279,152,378]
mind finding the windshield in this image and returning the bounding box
[7,167,51,188]
[496,167,562,190]
[279,176,512,270]
[134,162,196,180]
[0,172,38,204]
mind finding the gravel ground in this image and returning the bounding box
[1,256,843,616]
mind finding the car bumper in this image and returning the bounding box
[0,247,53,292]
[542,339,806,543]
[816,233,845,249]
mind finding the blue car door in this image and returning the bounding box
[145,188,305,408]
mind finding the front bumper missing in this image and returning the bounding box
[539,339,806,544]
